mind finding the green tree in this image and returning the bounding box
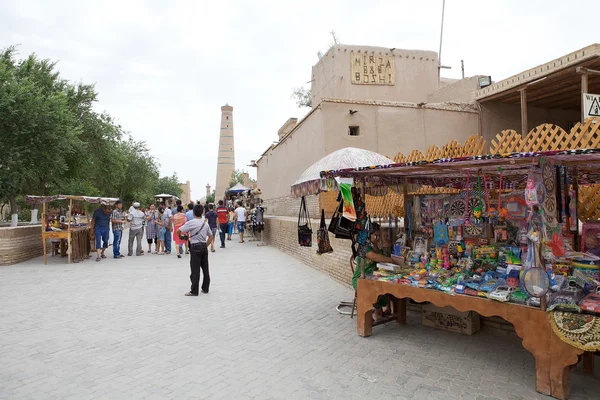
[229,169,256,189]
[154,174,183,199]
[0,47,80,225]
[290,86,312,108]
[0,46,173,225]
[205,191,215,204]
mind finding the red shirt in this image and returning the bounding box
[216,206,229,224]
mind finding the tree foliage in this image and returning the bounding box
[0,46,182,224]
[229,169,255,189]
[290,86,312,108]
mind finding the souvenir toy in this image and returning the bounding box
[507,269,520,287]
[580,294,600,314]
[465,288,479,297]
[510,289,529,304]
[581,221,600,257]
[488,286,517,302]
[455,283,466,294]
[477,291,488,298]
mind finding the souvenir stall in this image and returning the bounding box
[25,195,119,264]
[320,149,600,400]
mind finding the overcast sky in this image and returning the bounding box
[2,0,597,200]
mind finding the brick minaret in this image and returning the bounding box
[215,104,235,200]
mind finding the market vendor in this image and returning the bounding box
[353,223,398,320]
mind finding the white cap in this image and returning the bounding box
[133,202,140,208]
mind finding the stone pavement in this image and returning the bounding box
[0,236,598,400]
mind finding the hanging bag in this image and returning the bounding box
[317,209,333,254]
[328,198,354,240]
[297,196,313,247]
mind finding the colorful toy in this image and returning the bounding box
[488,286,517,302]
[579,293,600,314]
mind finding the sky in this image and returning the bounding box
[2,0,597,200]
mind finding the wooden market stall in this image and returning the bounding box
[25,195,119,264]
[320,148,600,400]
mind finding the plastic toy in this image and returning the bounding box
[455,283,466,294]
[579,293,600,314]
[488,286,517,302]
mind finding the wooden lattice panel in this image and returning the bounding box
[405,149,425,163]
[490,129,523,154]
[568,117,600,149]
[462,134,486,156]
[522,124,569,152]
[441,140,462,158]
[424,145,442,161]
[366,192,404,218]
[578,186,600,221]
[393,152,406,163]
[409,186,460,195]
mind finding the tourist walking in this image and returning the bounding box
[127,202,145,256]
[227,207,235,240]
[216,200,229,248]
[177,204,213,296]
[111,200,125,259]
[171,205,187,258]
[145,203,158,253]
[185,203,194,221]
[162,202,173,254]
[156,207,166,254]
[234,201,247,243]
[205,204,218,252]
[92,205,111,262]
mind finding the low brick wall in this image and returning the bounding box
[263,192,339,219]
[0,225,43,266]
[263,216,353,287]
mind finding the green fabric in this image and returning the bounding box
[353,245,389,308]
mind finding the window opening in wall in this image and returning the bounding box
[226,116,229,120]
[348,126,360,136]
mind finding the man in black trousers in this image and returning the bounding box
[177,204,214,296]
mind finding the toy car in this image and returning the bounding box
[579,293,600,314]
[455,283,466,294]
[488,286,517,302]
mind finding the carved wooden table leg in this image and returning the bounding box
[356,279,374,337]
[394,297,407,325]
[549,330,584,400]
[582,352,595,375]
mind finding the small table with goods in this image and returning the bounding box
[321,148,600,400]
[25,195,119,264]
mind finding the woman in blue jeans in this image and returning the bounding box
[91,205,111,262]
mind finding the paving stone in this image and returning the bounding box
[0,239,598,399]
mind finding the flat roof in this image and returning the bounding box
[474,44,600,110]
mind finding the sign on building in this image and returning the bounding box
[583,93,600,118]
[350,51,395,86]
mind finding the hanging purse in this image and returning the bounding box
[317,209,333,254]
[328,199,354,240]
[297,196,312,247]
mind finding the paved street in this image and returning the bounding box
[0,236,597,400]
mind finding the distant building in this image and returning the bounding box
[178,180,191,204]
[256,43,600,216]
[215,104,235,201]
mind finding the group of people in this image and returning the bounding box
[91,199,250,296]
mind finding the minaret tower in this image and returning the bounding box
[215,104,235,200]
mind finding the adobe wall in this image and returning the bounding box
[257,101,479,201]
[311,45,439,106]
[0,225,43,266]
[263,217,354,287]
[321,101,479,157]
[427,76,484,103]
[480,101,580,143]
[257,109,325,200]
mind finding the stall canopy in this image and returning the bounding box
[25,195,119,205]
[320,148,600,190]
[154,193,179,200]
[227,183,250,194]
[291,147,394,198]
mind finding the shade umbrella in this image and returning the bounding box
[227,183,251,194]
[290,147,394,198]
